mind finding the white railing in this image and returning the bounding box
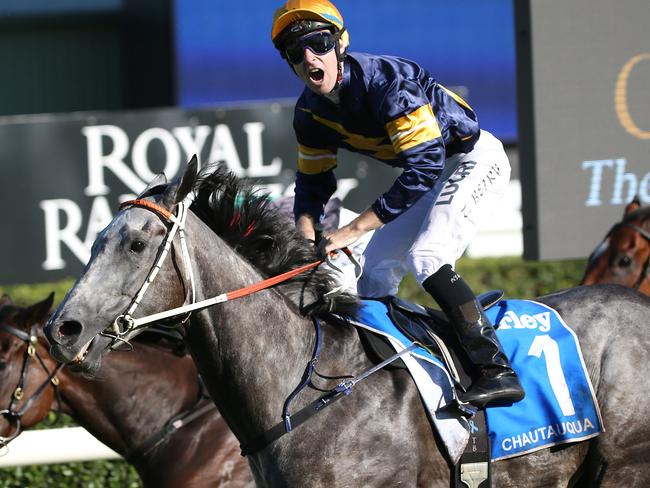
[0,427,120,468]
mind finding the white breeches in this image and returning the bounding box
[357,130,511,297]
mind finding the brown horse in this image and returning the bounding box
[0,294,253,488]
[581,197,650,295]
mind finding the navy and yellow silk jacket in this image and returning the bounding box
[293,51,480,224]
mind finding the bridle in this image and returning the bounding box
[589,220,650,290]
[101,195,197,350]
[102,196,360,351]
[0,323,63,446]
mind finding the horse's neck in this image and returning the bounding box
[186,224,322,441]
[55,341,199,456]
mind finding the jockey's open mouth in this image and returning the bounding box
[309,67,324,82]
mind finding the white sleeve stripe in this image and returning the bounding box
[298,152,336,160]
[389,121,432,143]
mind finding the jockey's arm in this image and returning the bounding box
[318,207,384,254]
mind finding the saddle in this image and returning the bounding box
[354,290,503,488]
[356,290,503,392]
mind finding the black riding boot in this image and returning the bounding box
[423,265,525,408]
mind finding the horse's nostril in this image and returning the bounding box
[58,320,83,338]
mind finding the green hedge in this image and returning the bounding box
[398,256,587,307]
[1,456,140,488]
[0,256,586,486]
[0,280,74,308]
[0,415,141,488]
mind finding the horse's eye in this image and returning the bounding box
[130,240,146,253]
[617,255,632,268]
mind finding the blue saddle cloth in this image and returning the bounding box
[353,298,603,462]
[485,299,603,460]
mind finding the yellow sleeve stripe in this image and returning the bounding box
[297,144,337,174]
[385,104,442,153]
[298,157,337,174]
[440,84,472,110]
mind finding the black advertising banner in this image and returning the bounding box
[516,0,650,260]
[0,103,398,284]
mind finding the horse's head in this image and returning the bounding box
[581,197,650,295]
[45,157,199,375]
[0,293,56,444]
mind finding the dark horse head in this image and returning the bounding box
[581,196,650,296]
[0,293,55,445]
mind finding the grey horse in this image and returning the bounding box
[46,159,650,487]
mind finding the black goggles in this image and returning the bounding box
[283,29,344,65]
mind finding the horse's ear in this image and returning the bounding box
[20,292,54,326]
[137,173,168,199]
[625,195,641,216]
[162,155,199,208]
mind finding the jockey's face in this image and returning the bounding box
[290,30,341,96]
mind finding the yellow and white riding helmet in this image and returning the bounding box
[271,0,350,52]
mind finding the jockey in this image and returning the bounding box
[271,0,524,408]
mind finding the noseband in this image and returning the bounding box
[0,323,63,446]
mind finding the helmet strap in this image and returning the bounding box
[332,29,347,91]
[332,60,344,92]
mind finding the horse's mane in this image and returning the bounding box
[188,165,359,316]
